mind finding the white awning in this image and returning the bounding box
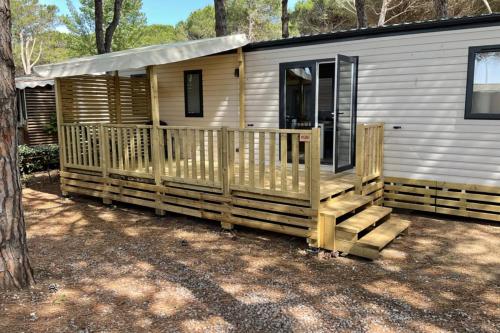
[15,76,54,89]
[34,34,248,78]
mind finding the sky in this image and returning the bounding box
[40,0,300,26]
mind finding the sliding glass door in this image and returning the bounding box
[279,56,358,171]
[334,55,358,173]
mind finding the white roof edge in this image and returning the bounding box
[34,34,249,78]
[15,77,54,89]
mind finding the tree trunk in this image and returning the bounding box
[482,0,492,14]
[378,0,390,26]
[433,0,448,18]
[95,0,122,54]
[94,0,105,54]
[104,0,123,53]
[281,0,289,38]
[214,0,227,37]
[0,0,35,290]
[355,0,367,28]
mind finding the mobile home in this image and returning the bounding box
[34,14,500,259]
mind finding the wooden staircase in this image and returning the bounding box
[319,190,410,260]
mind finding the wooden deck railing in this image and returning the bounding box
[228,128,319,200]
[356,123,384,182]
[158,126,224,188]
[61,123,102,172]
[61,123,387,206]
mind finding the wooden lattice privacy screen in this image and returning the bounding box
[59,75,151,124]
[24,86,58,145]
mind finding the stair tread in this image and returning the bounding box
[357,218,410,250]
[337,206,392,234]
[320,182,355,199]
[320,194,372,218]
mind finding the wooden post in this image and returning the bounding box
[55,78,68,196]
[100,123,112,205]
[355,123,365,194]
[309,128,321,247]
[317,212,336,251]
[148,66,165,216]
[114,71,122,124]
[238,47,246,129]
[220,127,233,230]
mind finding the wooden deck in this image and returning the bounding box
[57,122,409,259]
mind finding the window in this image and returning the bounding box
[184,70,203,117]
[465,45,500,119]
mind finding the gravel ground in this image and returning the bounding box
[1,172,499,333]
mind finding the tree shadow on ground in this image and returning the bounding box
[1,177,499,332]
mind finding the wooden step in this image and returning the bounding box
[320,182,355,200]
[337,206,392,234]
[320,194,372,218]
[338,218,410,260]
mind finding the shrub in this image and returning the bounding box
[18,144,59,174]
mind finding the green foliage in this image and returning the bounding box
[11,0,59,74]
[292,0,356,35]
[178,0,284,42]
[182,6,216,40]
[138,24,185,46]
[62,0,147,56]
[44,113,58,136]
[18,144,59,174]
[226,0,282,41]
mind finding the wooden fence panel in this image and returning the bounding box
[105,124,153,178]
[228,128,313,200]
[158,126,223,188]
[61,123,102,171]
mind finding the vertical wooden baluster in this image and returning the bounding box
[238,131,245,185]
[259,132,265,188]
[82,126,87,166]
[304,139,310,195]
[85,126,90,166]
[110,127,116,169]
[174,129,181,177]
[183,129,189,178]
[379,123,385,177]
[199,129,206,180]
[228,130,234,185]
[71,125,77,165]
[87,127,93,167]
[208,130,214,183]
[130,127,136,171]
[136,127,143,171]
[292,133,299,192]
[158,128,165,177]
[117,127,124,170]
[217,129,223,183]
[93,126,98,168]
[280,132,287,191]
[269,131,276,190]
[143,128,150,171]
[191,129,197,179]
[65,126,71,165]
[77,125,83,165]
[166,128,173,176]
[123,128,130,171]
[248,131,254,187]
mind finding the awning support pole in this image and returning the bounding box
[238,47,246,129]
[148,65,165,216]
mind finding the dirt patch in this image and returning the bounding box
[1,172,499,332]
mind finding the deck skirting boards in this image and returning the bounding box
[60,171,317,240]
[384,177,500,222]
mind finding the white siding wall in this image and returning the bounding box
[157,53,239,127]
[244,25,500,187]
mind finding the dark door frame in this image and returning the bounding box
[334,55,359,173]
